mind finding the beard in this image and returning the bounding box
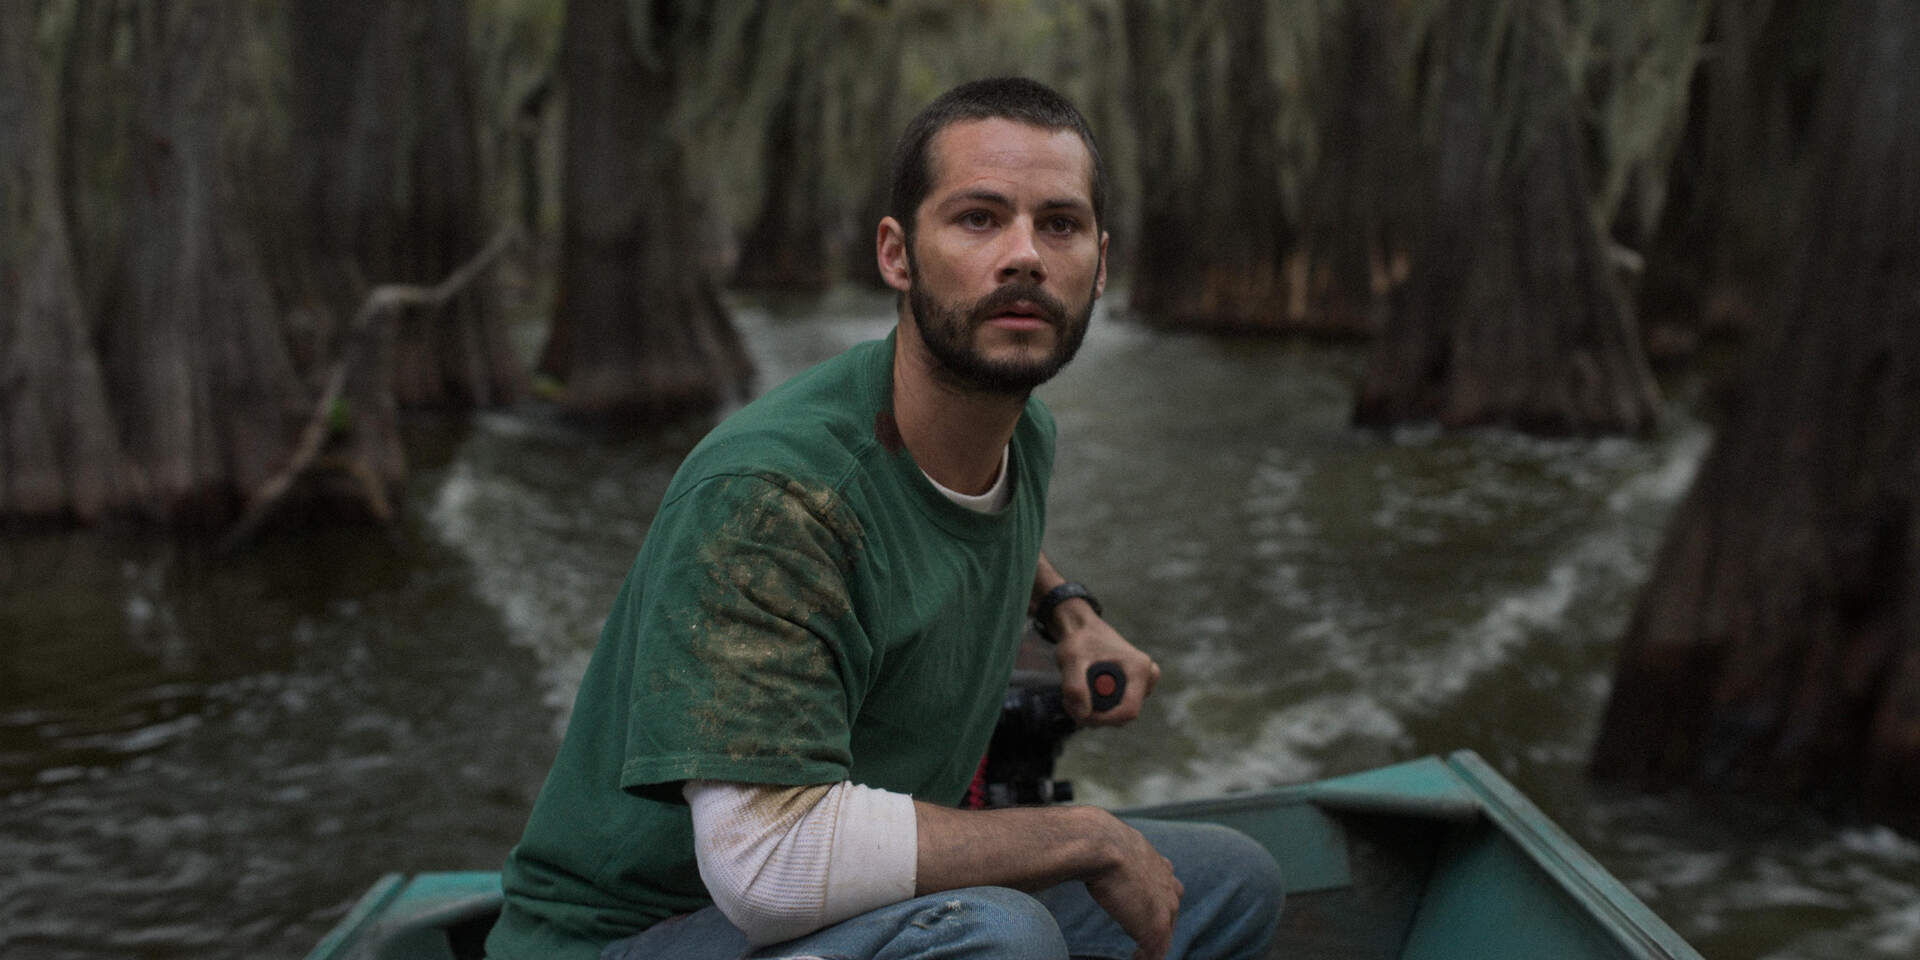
[907,262,1097,395]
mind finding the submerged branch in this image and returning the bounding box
[216,226,522,555]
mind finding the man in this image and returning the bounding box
[486,77,1283,960]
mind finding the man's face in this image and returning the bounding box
[897,118,1108,395]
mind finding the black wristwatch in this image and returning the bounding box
[1032,582,1102,644]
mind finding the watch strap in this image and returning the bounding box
[1033,581,1101,643]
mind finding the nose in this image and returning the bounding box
[996,218,1046,284]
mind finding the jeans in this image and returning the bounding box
[599,818,1284,960]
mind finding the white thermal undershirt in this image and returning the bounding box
[682,444,1011,944]
[922,444,1012,514]
[684,780,917,945]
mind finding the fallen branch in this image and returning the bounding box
[217,227,521,555]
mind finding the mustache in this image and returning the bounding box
[968,283,1067,326]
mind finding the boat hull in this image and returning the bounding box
[307,751,1700,960]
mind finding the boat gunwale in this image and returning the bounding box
[304,751,1703,960]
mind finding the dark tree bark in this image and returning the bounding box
[729,65,836,294]
[1300,0,1410,337]
[837,47,903,292]
[1635,0,1827,357]
[1592,0,1920,835]
[94,1,326,526]
[839,153,895,290]
[59,0,138,332]
[1122,0,1310,333]
[289,0,523,410]
[540,0,753,424]
[0,0,141,523]
[719,0,839,294]
[1354,0,1660,435]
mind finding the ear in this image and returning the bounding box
[876,216,912,293]
[1095,230,1110,299]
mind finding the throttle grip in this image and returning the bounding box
[1086,661,1127,713]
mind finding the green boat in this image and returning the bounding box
[307,750,1702,960]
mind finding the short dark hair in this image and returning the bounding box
[887,77,1106,242]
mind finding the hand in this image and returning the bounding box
[1083,811,1185,960]
[1050,604,1159,726]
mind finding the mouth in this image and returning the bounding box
[984,300,1055,330]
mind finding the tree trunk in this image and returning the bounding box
[1122,0,1306,333]
[836,45,902,292]
[94,1,319,527]
[59,0,138,332]
[1354,0,1660,435]
[1634,0,1827,357]
[289,0,523,410]
[729,64,835,294]
[1300,0,1409,338]
[540,0,753,424]
[1591,0,1920,835]
[0,0,141,524]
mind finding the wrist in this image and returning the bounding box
[1069,806,1127,875]
[1033,581,1101,643]
[1050,598,1100,640]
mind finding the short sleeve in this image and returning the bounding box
[617,473,870,800]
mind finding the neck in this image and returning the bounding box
[891,317,1027,496]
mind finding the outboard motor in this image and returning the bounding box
[969,661,1126,809]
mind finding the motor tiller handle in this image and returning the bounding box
[1087,661,1126,714]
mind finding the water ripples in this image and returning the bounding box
[7,295,1919,959]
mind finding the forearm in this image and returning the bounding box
[1032,550,1067,606]
[913,799,1117,895]
[1032,551,1100,637]
[915,798,1185,958]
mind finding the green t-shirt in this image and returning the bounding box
[486,335,1056,960]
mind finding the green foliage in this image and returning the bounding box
[223,4,295,182]
[346,0,1720,312]
[674,0,828,230]
[35,0,79,63]
[471,0,567,229]
[451,0,1715,288]
[1567,0,1709,238]
[1367,0,1707,242]
[327,397,354,434]
[585,0,1126,237]
[471,0,564,114]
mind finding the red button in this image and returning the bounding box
[1093,674,1118,697]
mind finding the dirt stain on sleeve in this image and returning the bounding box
[680,476,866,767]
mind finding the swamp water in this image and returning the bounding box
[4,290,1918,959]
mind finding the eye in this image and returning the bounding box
[1043,214,1082,235]
[959,209,995,230]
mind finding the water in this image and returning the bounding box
[4,288,1918,959]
